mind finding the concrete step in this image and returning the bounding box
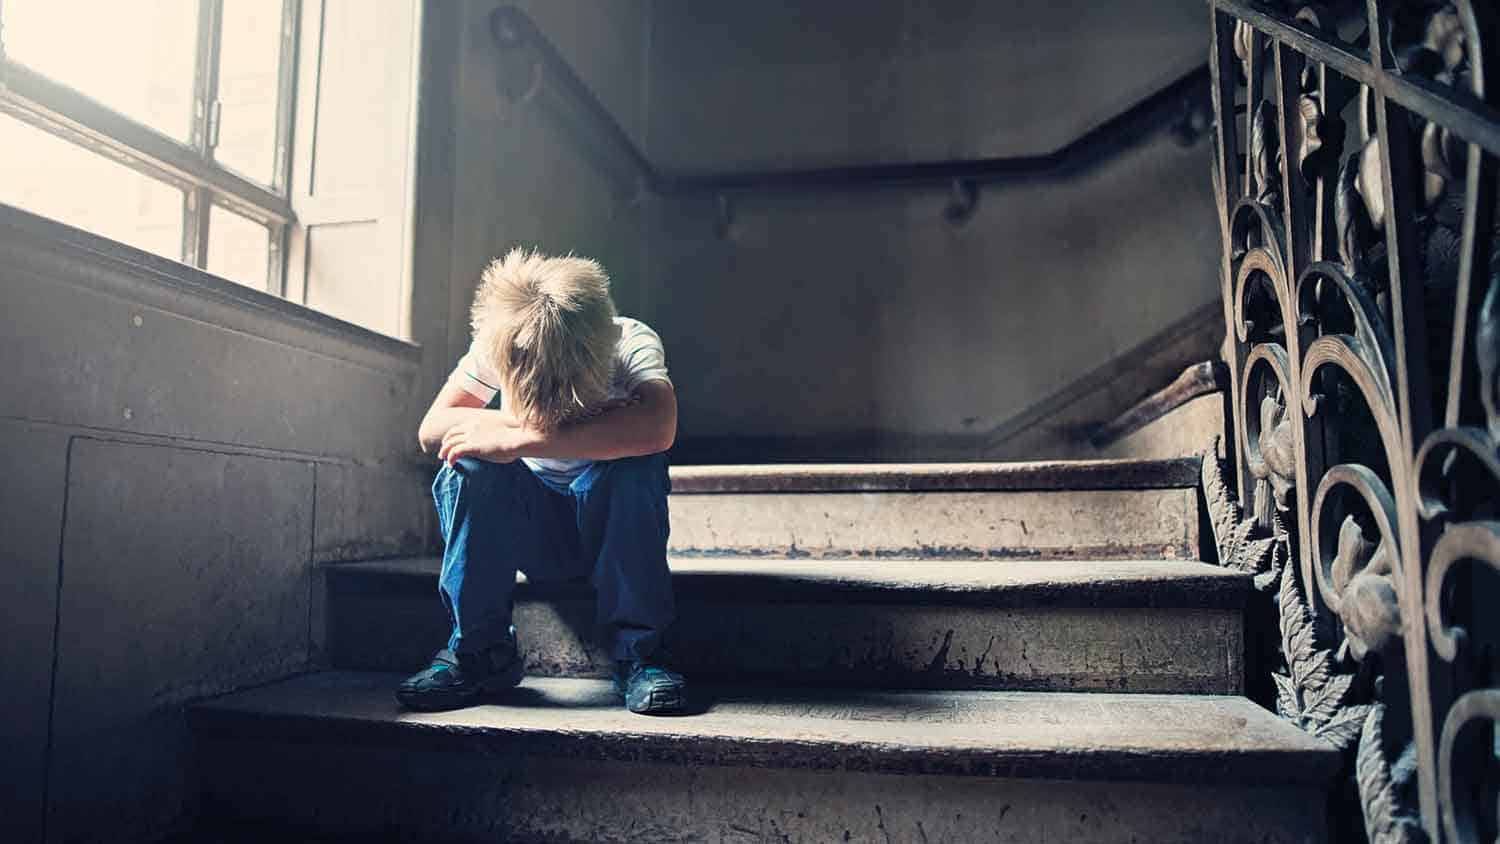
[666,457,1202,560]
[326,557,1249,694]
[189,671,1337,843]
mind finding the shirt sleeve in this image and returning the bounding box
[617,319,672,394]
[446,341,502,405]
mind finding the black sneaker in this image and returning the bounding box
[613,660,688,715]
[395,642,524,711]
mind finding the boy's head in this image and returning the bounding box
[470,248,620,431]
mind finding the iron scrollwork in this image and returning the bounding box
[1206,0,1499,840]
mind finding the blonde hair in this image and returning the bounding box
[470,248,620,431]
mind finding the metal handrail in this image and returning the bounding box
[488,4,1212,197]
[488,6,659,190]
[1086,360,1230,449]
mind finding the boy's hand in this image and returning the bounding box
[437,414,538,465]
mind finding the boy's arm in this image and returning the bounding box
[417,380,504,454]
[437,380,677,465]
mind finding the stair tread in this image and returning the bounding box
[669,456,1199,493]
[327,556,1250,608]
[192,671,1336,785]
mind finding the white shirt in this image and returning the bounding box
[448,316,671,487]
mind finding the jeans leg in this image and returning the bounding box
[570,453,674,662]
[433,457,554,655]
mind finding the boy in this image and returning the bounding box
[398,248,685,715]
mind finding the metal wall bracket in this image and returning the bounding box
[942,178,979,225]
[713,194,734,238]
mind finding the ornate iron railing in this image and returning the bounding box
[1203,1,1500,840]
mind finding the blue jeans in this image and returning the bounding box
[432,453,674,662]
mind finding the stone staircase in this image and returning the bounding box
[186,457,1338,843]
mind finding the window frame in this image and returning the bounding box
[0,0,302,294]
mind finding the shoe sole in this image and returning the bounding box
[626,682,687,715]
[395,657,525,712]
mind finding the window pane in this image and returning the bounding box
[0,114,184,259]
[206,205,270,290]
[215,0,286,186]
[2,0,199,142]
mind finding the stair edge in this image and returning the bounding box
[324,557,1252,609]
[189,673,1340,787]
[668,456,1201,493]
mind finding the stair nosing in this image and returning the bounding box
[324,556,1251,609]
[189,671,1339,787]
[667,456,1200,494]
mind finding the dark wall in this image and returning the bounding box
[636,0,1220,457]
[0,209,432,842]
[442,0,650,368]
[643,129,1219,451]
[645,0,1207,173]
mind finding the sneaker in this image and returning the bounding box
[613,659,688,715]
[395,643,524,711]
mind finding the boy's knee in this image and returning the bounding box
[434,458,529,496]
[609,453,669,484]
[452,457,516,479]
[586,453,669,494]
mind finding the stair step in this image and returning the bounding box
[668,457,1201,493]
[666,457,1201,560]
[189,671,1336,843]
[327,557,1249,694]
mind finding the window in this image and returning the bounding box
[0,0,294,289]
[0,115,186,259]
[0,0,420,337]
